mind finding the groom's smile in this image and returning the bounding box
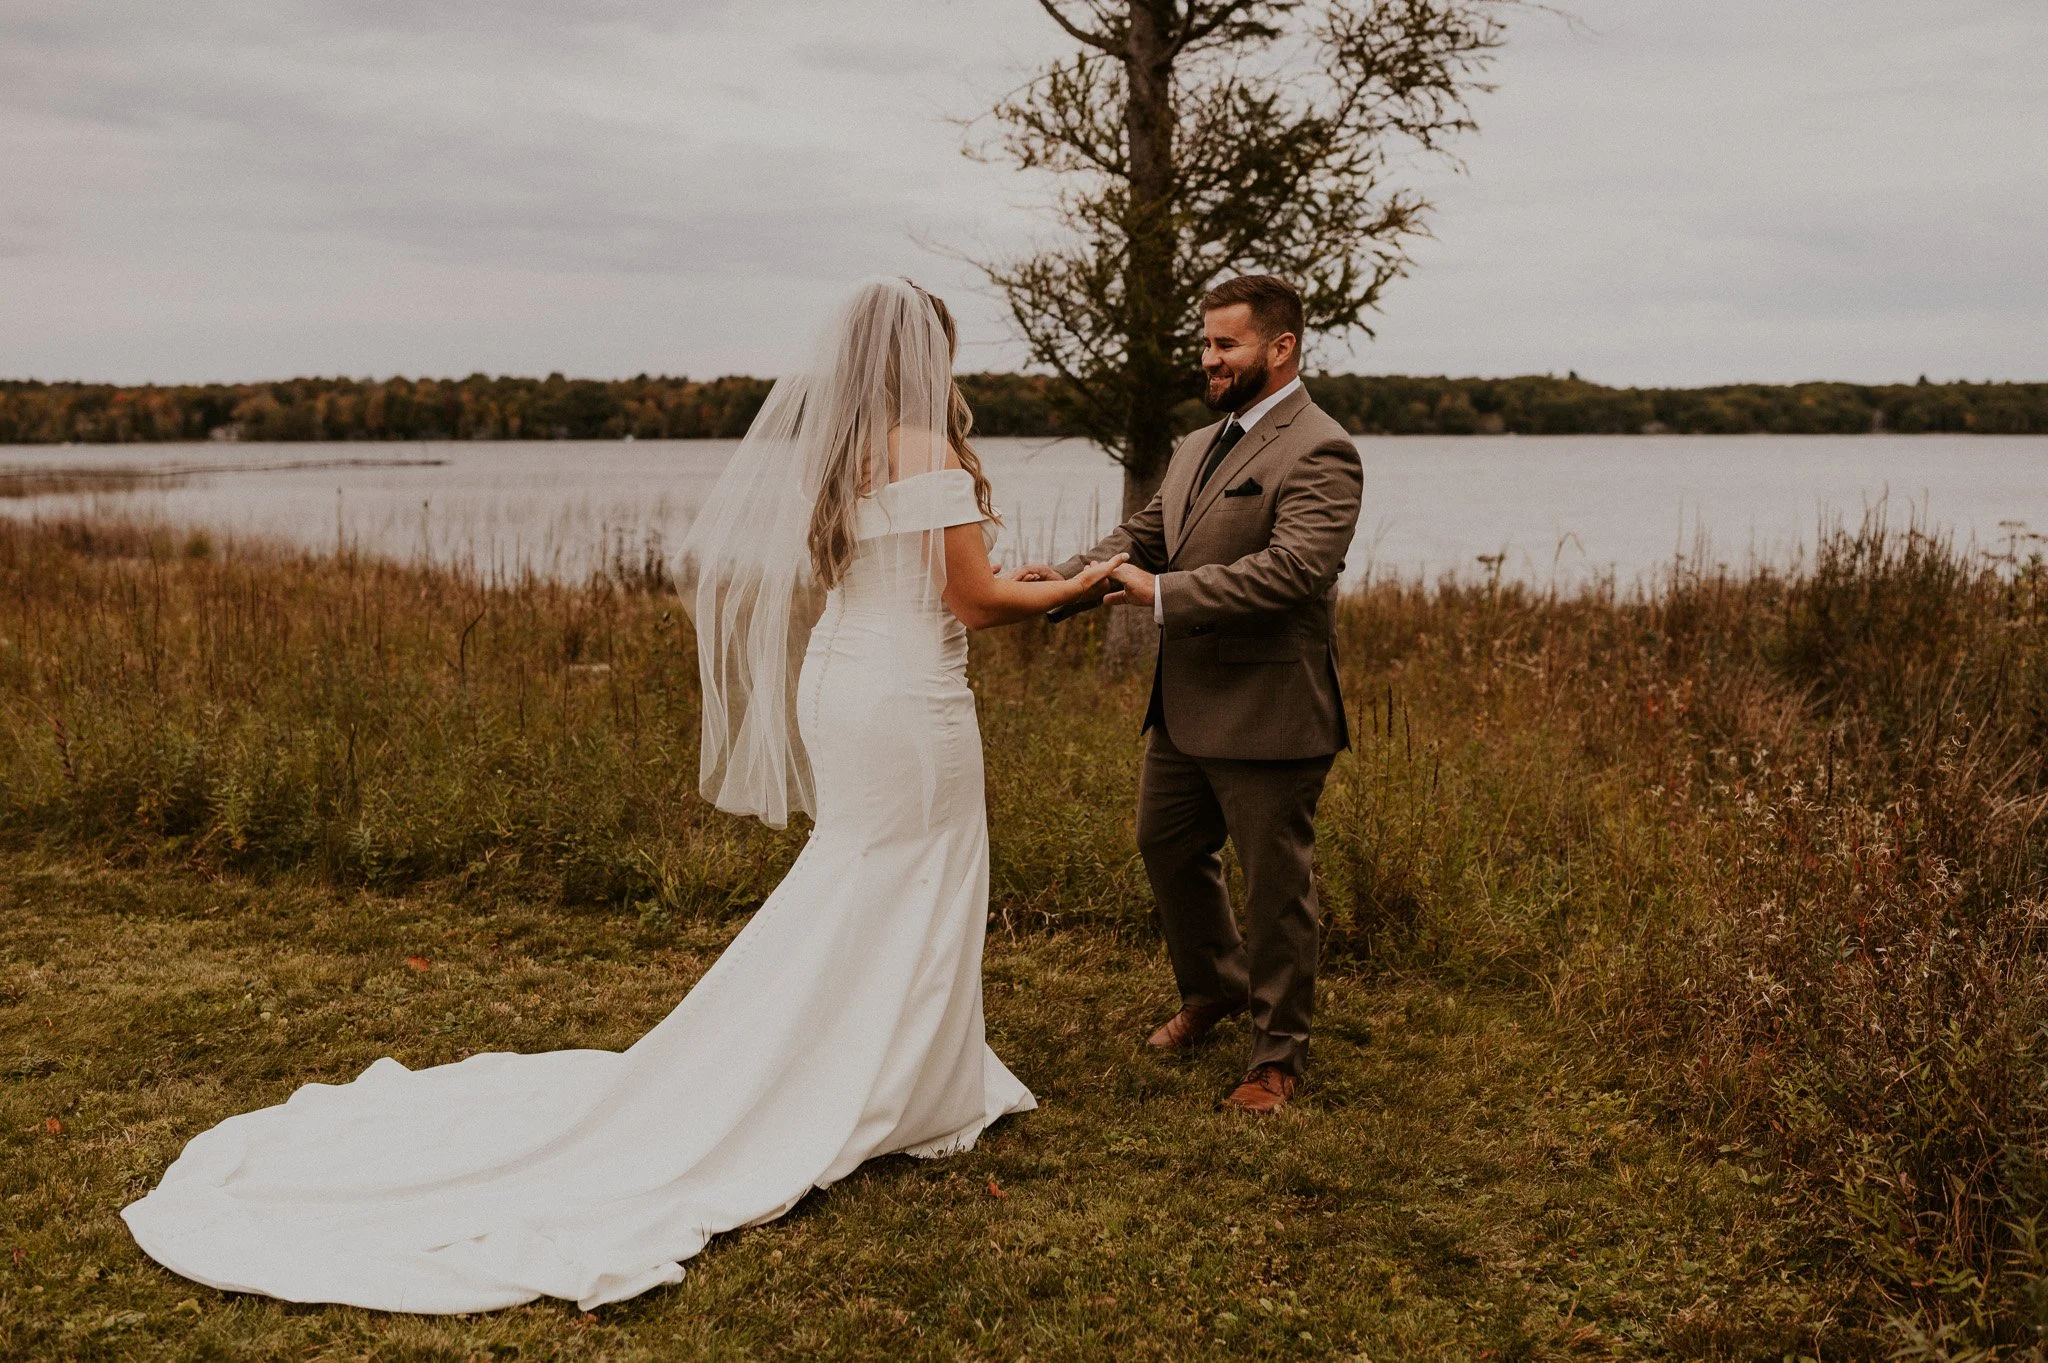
[1200,301,1285,415]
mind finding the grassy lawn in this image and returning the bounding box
[2,852,1830,1361]
[2,515,2044,1357]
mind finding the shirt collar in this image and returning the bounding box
[1231,375,1303,435]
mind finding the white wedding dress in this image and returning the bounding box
[123,469,1035,1313]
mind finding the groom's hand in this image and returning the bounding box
[1009,563,1061,582]
[1102,562,1156,608]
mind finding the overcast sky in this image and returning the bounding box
[2,0,2042,387]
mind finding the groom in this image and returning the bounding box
[1027,274,1363,1115]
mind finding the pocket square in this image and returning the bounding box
[1223,477,1263,498]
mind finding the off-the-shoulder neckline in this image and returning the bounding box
[863,468,972,497]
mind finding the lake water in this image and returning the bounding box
[2,434,2042,588]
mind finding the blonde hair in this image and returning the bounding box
[806,282,997,589]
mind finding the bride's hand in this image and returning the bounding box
[1065,553,1129,600]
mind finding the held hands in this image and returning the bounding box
[1004,557,1150,609]
[1064,554,1129,603]
[1102,562,1156,608]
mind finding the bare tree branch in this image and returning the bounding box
[1172,0,1289,57]
[1036,0,1129,54]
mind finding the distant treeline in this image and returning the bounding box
[0,373,1087,445]
[1309,374,2048,436]
[4,371,2044,444]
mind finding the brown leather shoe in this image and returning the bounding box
[1221,1064,1298,1114]
[1145,999,1246,1052]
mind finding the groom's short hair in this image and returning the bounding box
[1201,275,1304,346]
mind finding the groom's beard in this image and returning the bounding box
[1204,354,1270,414]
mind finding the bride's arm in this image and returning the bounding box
[942,525,1125,631]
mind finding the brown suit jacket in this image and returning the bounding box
[1058,384,1362,760]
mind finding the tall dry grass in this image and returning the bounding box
[1,513,2044,1351]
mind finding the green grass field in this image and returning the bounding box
[2,515,2044,1358]
[2,852,1826,1361]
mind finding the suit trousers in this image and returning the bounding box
[1136,724,1334,1076]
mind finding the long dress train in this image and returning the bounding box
[121,470,1034,1313]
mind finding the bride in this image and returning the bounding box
[122,277,1125,1313]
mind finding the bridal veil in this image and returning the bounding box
[681,277,968,829]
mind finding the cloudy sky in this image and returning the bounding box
[2,0,2042,387]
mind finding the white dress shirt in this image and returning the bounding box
[1155,376,1304,623]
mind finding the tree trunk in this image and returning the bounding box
[1108,1,1179,670]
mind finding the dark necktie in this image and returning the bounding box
[1192,419,1245,503]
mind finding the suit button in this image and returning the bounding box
[1190,624,1212,636]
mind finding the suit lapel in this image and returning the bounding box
[1163,420,1222,557]
[1176,385,1312,552]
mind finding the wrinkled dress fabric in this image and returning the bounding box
[122,471,1034,1313]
